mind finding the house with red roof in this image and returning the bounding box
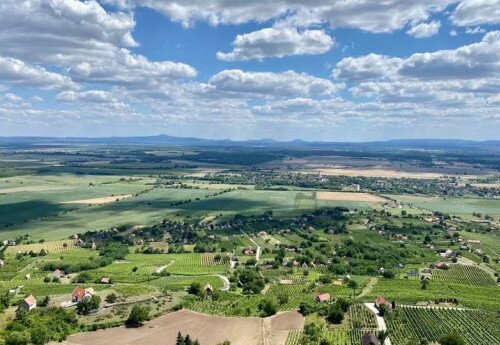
[18,295,37,311]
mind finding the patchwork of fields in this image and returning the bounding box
[0,176,381,240]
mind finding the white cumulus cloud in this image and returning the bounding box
[206,69,343,98]
[217,27,334,61]
[0,56,77,90]
[407,21,441,38]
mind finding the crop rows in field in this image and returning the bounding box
[348,304,377,329]
[265,284,312,310]
[150,275,223,292]
[285,330,302,345]
[5,240,76,254]
[183,293,260,316]
[9,271,46,285]
[431,264,496,286]
[386,306,500,345]
[323,328,374,345]
[200,253,227,266]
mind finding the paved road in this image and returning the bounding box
[365,303,392,345]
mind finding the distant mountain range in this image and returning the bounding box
[0,134,499,149]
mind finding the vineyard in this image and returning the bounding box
[285,328,374,345]
[386,306,500,345]
[348,304,377,329]
[265,284,312,310]
[431,264,496,286]
[5,240,76,254]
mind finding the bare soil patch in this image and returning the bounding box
[471,183,500,189]
[61,194,132,205]
[59,309,303,345]
[314,167,444,179]
[316,191,385,202]
[0,186,68,194]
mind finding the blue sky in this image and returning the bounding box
[0,1,499,141]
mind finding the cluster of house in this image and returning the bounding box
[49,269,111,285]
[72,234,96,250]
[242,247,255,255]
[439,249,456,259]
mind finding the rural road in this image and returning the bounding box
[241,231,261,261]
[365,303,392,345]
[217,274,230,291]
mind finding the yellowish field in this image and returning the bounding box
[4,239,76,254]
[315,191,385,202]
[313,167,444,179]
[0,186,69,193]
[60,194,132,205]
[58,309,304,345]
[471,183,500,189]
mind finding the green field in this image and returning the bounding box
[366,278,499,310]
[387,306,500,345]
[0,174,153,228]
[0,181,378,240]
[386,194,500,216]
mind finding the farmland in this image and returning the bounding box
[386,194,500,217]
[60,309,304,345]
[0,141,498,345]
[386,306,500,345]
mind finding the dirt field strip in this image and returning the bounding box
[61,194,133,205]
[57,309,304,345]
[315,191,386,202]
[313,167,445,179]
[0,185,69,194]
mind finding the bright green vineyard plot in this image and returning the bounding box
[386,306,500,345]
[431,264,496,286]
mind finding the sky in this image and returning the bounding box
[0,0,499,141]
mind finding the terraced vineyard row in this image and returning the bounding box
[200,252,228,266]
[265,284,312,310]
[348,304,377,329]
[324,328,375,345]
[386,306,500,345]
[5,240,76,254]
[284,329,302,345]
[431,264,496,286]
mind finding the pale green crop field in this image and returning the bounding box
[0,172,381,241]
[386,194,500,216]
[0,174,153,227]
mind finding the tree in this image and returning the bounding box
[30,325,50,345]
[126,305,149,327]
[105,293,118,303]
[4,331,30,345]
[326,304,344,324]
[258,299,277,317]
[176,332,185,345]
[439,332,466,345]
[76,295,101,315]
[347,279,358,297]
[378,330,389,344]
[38,296,50,307]
[187,282,203,297]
